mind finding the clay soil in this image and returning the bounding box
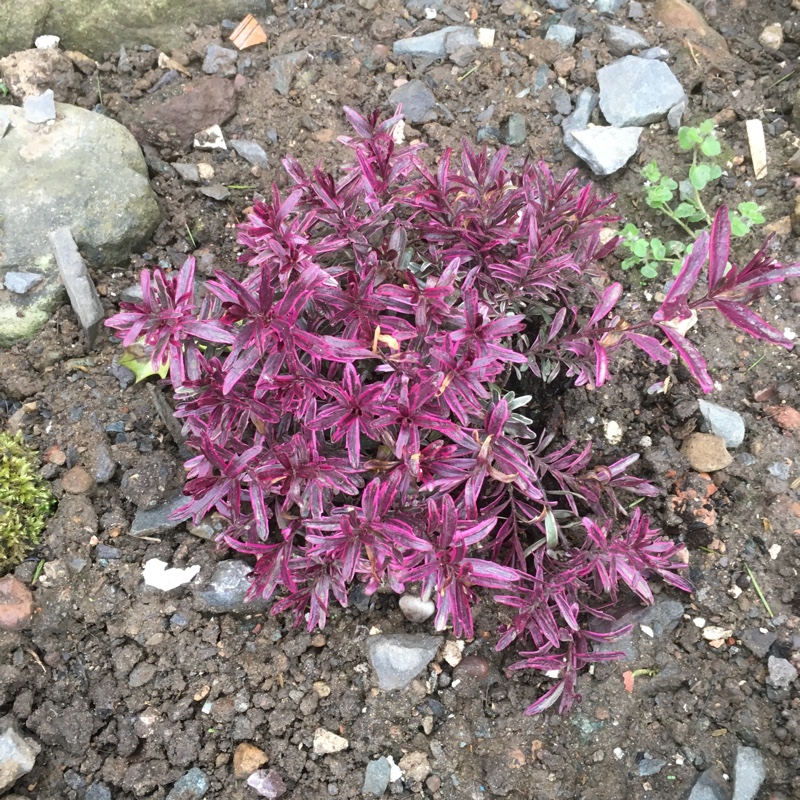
[1,1,799,798]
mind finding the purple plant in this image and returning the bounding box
[107,107,799,715]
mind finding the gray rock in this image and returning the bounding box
[270,51,307,96]
[562,87,599,147]
[568,125,642,175]
[367,634,441,690]
[637,753,667,776]
[0,103,160,346]
[50,226,104,349]
[668,99,687,130]
[129,493,187,537]
[545,25,576,48]
[0,110,9,139]
[199,184,231,201]
[697,400,745,448]
[23,89,56,123]
[173,162,201,183]
[592,599,685,661]
[0,1,276,60]
[3,271,42,294]
[639,46,670,60]
[605,25,650,56]
[91,444,117,484]
[740,628,776,658]
[499,113,527,146]
[768,461,790,480]
[0,726,41,793]
[733,747,765,800]
[552,87,573,116]
[595,0,627,14]
[202,43,238,76]
[362,757,391,796]
[196,560,269,613]
[392,26,473,60]
[688,768,729,800]
[120,283,144,304]
[85,783,112,800]
[628,0,644,18]
[166,768,209,800]
[767,656,798,689]
[231,139,269,168]
[96,544,121,559]
[389,80,438,124]
[598,56,686,127]
[546,0,571,9]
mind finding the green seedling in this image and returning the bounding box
[0,81,9,97]
[620,119,765,280]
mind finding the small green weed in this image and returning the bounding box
[620,119,765,279]
[0,81,9,97]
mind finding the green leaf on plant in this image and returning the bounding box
[650,238,666,260]
[671,260,683,276]
[631,239,649,258]
[118,345,169,383]
[689,163,712,191]
[678,127,702,150]
[641,263,658,279]
[700,137,721,157]
[621,222,640,239]
[698,119,716,136]
[621,257,637,271]
[729,214,750,237]
[674,201,698,219]
[642,161,661,183]
[738,201,764,224]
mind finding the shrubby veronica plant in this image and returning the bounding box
[107,108,799,714]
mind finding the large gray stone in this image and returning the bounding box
[0,1,273,59]
[389,80,438,124]
[392,26,476,60]
[568,125,642,175]
[195,560,269,613]
[562,87,599,147]
[0,102,160,346]
[598,56,686,127]
[688,768,730,800]
[367,634,441,690]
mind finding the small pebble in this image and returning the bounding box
[453,655,490,679]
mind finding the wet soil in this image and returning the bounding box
[1,1,799,799]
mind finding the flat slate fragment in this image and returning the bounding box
[49,226,104,348]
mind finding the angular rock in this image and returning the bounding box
[544,25,576,48]
[362,757,391,796]
[392,26,475,60]
[637,753,667,776]
[667,99,686,130]
[195,560,269,613]
[595,0,627,14]
[758,23,783,51]
[230,139,269,168]
[367,633,441,690]
[85,783,112,800]
[598,56,685,127]
[639,46,670,60]
[3,272,42,294]
[592,598,685,661]
[313,728,348,755]
[733,746,766,800]
[61,465,94,494]
[202,43,238,76]
[23,89,56,123]
[136,77,237,148]
[129,493,187,537]
[697,400,745,448]
[247,769,286,799]
[546,0,571,9]
[270,51,307,96]
[568,125,642,175]
[233,743,269,779]
[389,80,438,124]
[681,433,732,472]
[0,575,35,631]
[0,726,41,793]
[173,163,201,183]
[740,628,776,659]
[49,227,104,349]
[652,0,729,55]
[562,87,599,147]
[166,768,208,800]
[499,113,526,146]
[605,25,650,56]
[767,656,798,689]
[688,767,729,800]
[199,184,231,201]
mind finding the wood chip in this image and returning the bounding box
[229,14,267,50]
[746,119,767,179]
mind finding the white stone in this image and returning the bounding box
[758,22,783,51]
[194,124,227,150]
[313,728,349,755]
[702,625,732,640]
[604,420,623,445]
[142,558,201,591]
[35,35,61,49]
[399,593,435,623]
[478,28,496,48]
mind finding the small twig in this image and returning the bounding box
[770,69,796,88]
[685,39,700,66]
[744,563,774,618]
[746,353,766,372]
[457,64,480,83]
